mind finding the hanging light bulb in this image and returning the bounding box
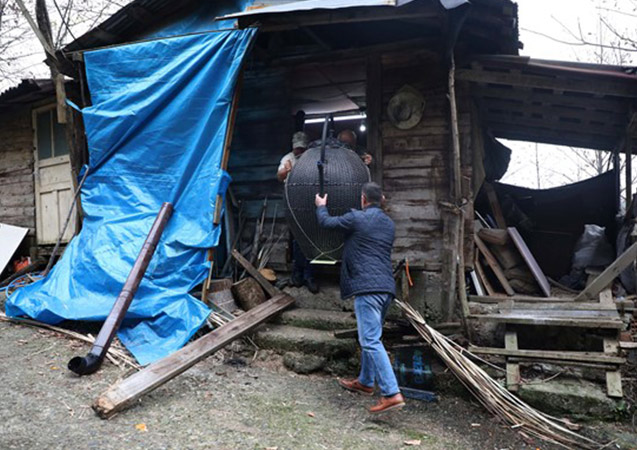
[359,119,367,133]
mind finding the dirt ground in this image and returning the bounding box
[0,320,635,450]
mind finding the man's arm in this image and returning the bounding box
[277,159,292,182]
[315,194,356,231]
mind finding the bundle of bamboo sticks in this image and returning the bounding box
[395,300,603,450]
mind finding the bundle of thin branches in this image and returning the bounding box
[0,312,139,370]
[395,300,603,450]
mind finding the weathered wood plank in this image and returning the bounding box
[469,295,574,303]
[470,346,625,365]
[93,293,295,419]
[474,235,515,296]
[508,227,551,297]
[457,68,637,97]
[575,241,637,301]
[470,314,624,329]
[505,331,520,392]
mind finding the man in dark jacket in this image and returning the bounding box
[315,182,404,414]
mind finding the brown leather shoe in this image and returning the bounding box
[369,393,405,414]
[338,378,374,396]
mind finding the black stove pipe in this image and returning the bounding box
[317,114,331,196]
[68,202,174,376]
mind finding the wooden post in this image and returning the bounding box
[204,70,244,299]
[366,54,383,187]
[626,137,632,209]
[446,54,471,332]
[214,71,244,226]
[613,146,621,213]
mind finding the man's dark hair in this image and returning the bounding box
[362,182,383,205]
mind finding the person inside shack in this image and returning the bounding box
[277,131,319,294]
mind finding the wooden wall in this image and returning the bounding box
[0,107,35,234]
[376,49,475,321]
[227,67,292,270]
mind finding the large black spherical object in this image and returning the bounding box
[285,144,371,262]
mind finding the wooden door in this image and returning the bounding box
[33,105,75,245]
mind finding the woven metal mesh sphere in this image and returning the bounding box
[284,144,371,262]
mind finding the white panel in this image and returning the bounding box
[57,188,76,242]
[0,223,29,274]
[39,191,59,244]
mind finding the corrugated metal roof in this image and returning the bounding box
[0,79,55,110]
[217,0,416,20]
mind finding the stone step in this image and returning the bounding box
[282,282,352,312]
[254,324,358,358]
[518,378,622,421]
[274,308,357,331]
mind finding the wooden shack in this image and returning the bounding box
[3,0,636,330]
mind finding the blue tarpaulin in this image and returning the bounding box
[6,29,257,365]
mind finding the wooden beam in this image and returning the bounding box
[508,227,551,297]
[470,314,624,329]
[603,337,623,398]
[575,241,637,301]
[483,183,506,228]
[469,346,625,365]
[474,256,496,296]
[626,133,633,208]
[214,72,244,226]
[232,249,280,298]
[238,5,440,31]
[483,111,621,137]
[478,228,509,246]
[93,293,295,419]
[474,235,515,296]
[366,53,383,187]
[457,68,637,98]
[504,331,520,392]
[476,98,626,125]
[474,86,627,113]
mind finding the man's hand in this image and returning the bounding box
[315,193,328,207]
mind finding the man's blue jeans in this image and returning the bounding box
[354,293,400,397]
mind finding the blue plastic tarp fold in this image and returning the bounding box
[6,29,257,365]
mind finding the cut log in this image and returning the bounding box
[93,293,295,419]
[232,248,279,297]
[232,277,266,311]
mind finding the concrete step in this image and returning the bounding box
[254,324,358,358]
[518,378,623,421]
[274,308,357,331]
[282,282,353,312]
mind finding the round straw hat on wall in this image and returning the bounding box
[387,85,426,130]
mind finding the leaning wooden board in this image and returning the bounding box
[507,227,551,297]
[93,293,295,419]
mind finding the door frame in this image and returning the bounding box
[32,103,74,245]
